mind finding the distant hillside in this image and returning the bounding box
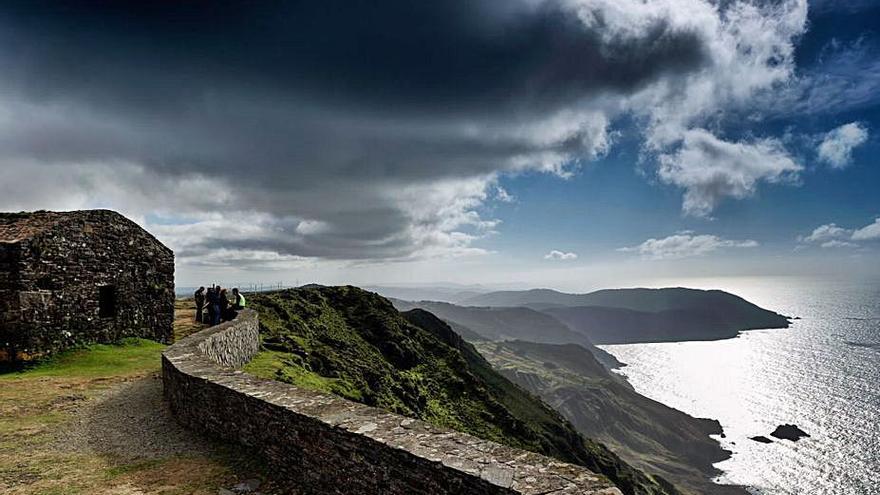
[475,340,748,495]
[460,288,586,308]
[461,288,790,344]
[392,299,590,344]
[365,285,486,304]
[545,305,776,344]
[391,299,623,369]
[246,286,679,495]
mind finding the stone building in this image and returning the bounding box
[0,210,174,361]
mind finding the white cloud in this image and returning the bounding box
[495,186,515,203]
[619,233,758,260]
[817,122,869,168]
[636,0,807,144]
[657,129,802,217]
[800,223,853,244]
[799,218,880,249]
[623,0,808,215]
[544,250,579,261]
[852,218,880,241]
[820,240,858,249]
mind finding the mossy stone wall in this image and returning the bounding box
[162,310,621,495]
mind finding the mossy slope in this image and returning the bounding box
[246,286,680,495]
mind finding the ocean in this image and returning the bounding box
[598,277,880,495]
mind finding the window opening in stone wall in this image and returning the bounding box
[36,276,58,290]
[98,285,117,318]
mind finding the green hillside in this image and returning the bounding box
[245,286,679,495]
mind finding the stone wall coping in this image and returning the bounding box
[162,310,621,495]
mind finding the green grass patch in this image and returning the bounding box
[244,349,363,401]
[104,458,166,479]
[0,338,166,380]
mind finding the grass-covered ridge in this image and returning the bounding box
[246,286,681,495]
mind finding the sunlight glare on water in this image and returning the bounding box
[599,277,880,495]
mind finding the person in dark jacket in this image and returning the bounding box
[194,286,205,323]
[206,286,221,325]
[219,288,231,321]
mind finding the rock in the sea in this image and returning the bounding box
[770,424,810,441]
[750,435,773,444]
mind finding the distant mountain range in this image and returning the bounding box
[391,298,588,344]
[458,287,790,344]
[365,285,488,304]
[390,299,623,369]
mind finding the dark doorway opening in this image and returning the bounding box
[99,285,117,318]
[36,276,58,290]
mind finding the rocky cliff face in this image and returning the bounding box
[474,340,749,495]
[246,286,680,495]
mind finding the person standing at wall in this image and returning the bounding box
[232,287,246,310]
[206,286,220,325]
[194,286,205,323]
[219,288,230,322]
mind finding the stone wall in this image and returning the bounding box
[1,210,174,360]
[162,310,621,495]
[0,243,21,333]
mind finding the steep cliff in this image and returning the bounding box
[474,340,748,495]
[245,286,680,495]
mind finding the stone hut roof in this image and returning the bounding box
[0,210,168,251]
[0,211,70,243]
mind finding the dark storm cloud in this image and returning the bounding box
[0,0,711,260]
[1,0,706,113]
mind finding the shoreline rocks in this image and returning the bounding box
[751,424,810,444]
[770,424,810,442]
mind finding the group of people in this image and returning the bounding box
[194,285,246,325]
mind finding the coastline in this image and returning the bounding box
[590,324,801,495]
[475,340,751,495]
[608,352,751,495]
[595,324,794,495]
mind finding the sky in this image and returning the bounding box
[0,0,878,290]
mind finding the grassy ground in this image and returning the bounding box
[0,299,273,495]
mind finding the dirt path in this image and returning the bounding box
[0,302,278,495]
[59,375,218,463]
